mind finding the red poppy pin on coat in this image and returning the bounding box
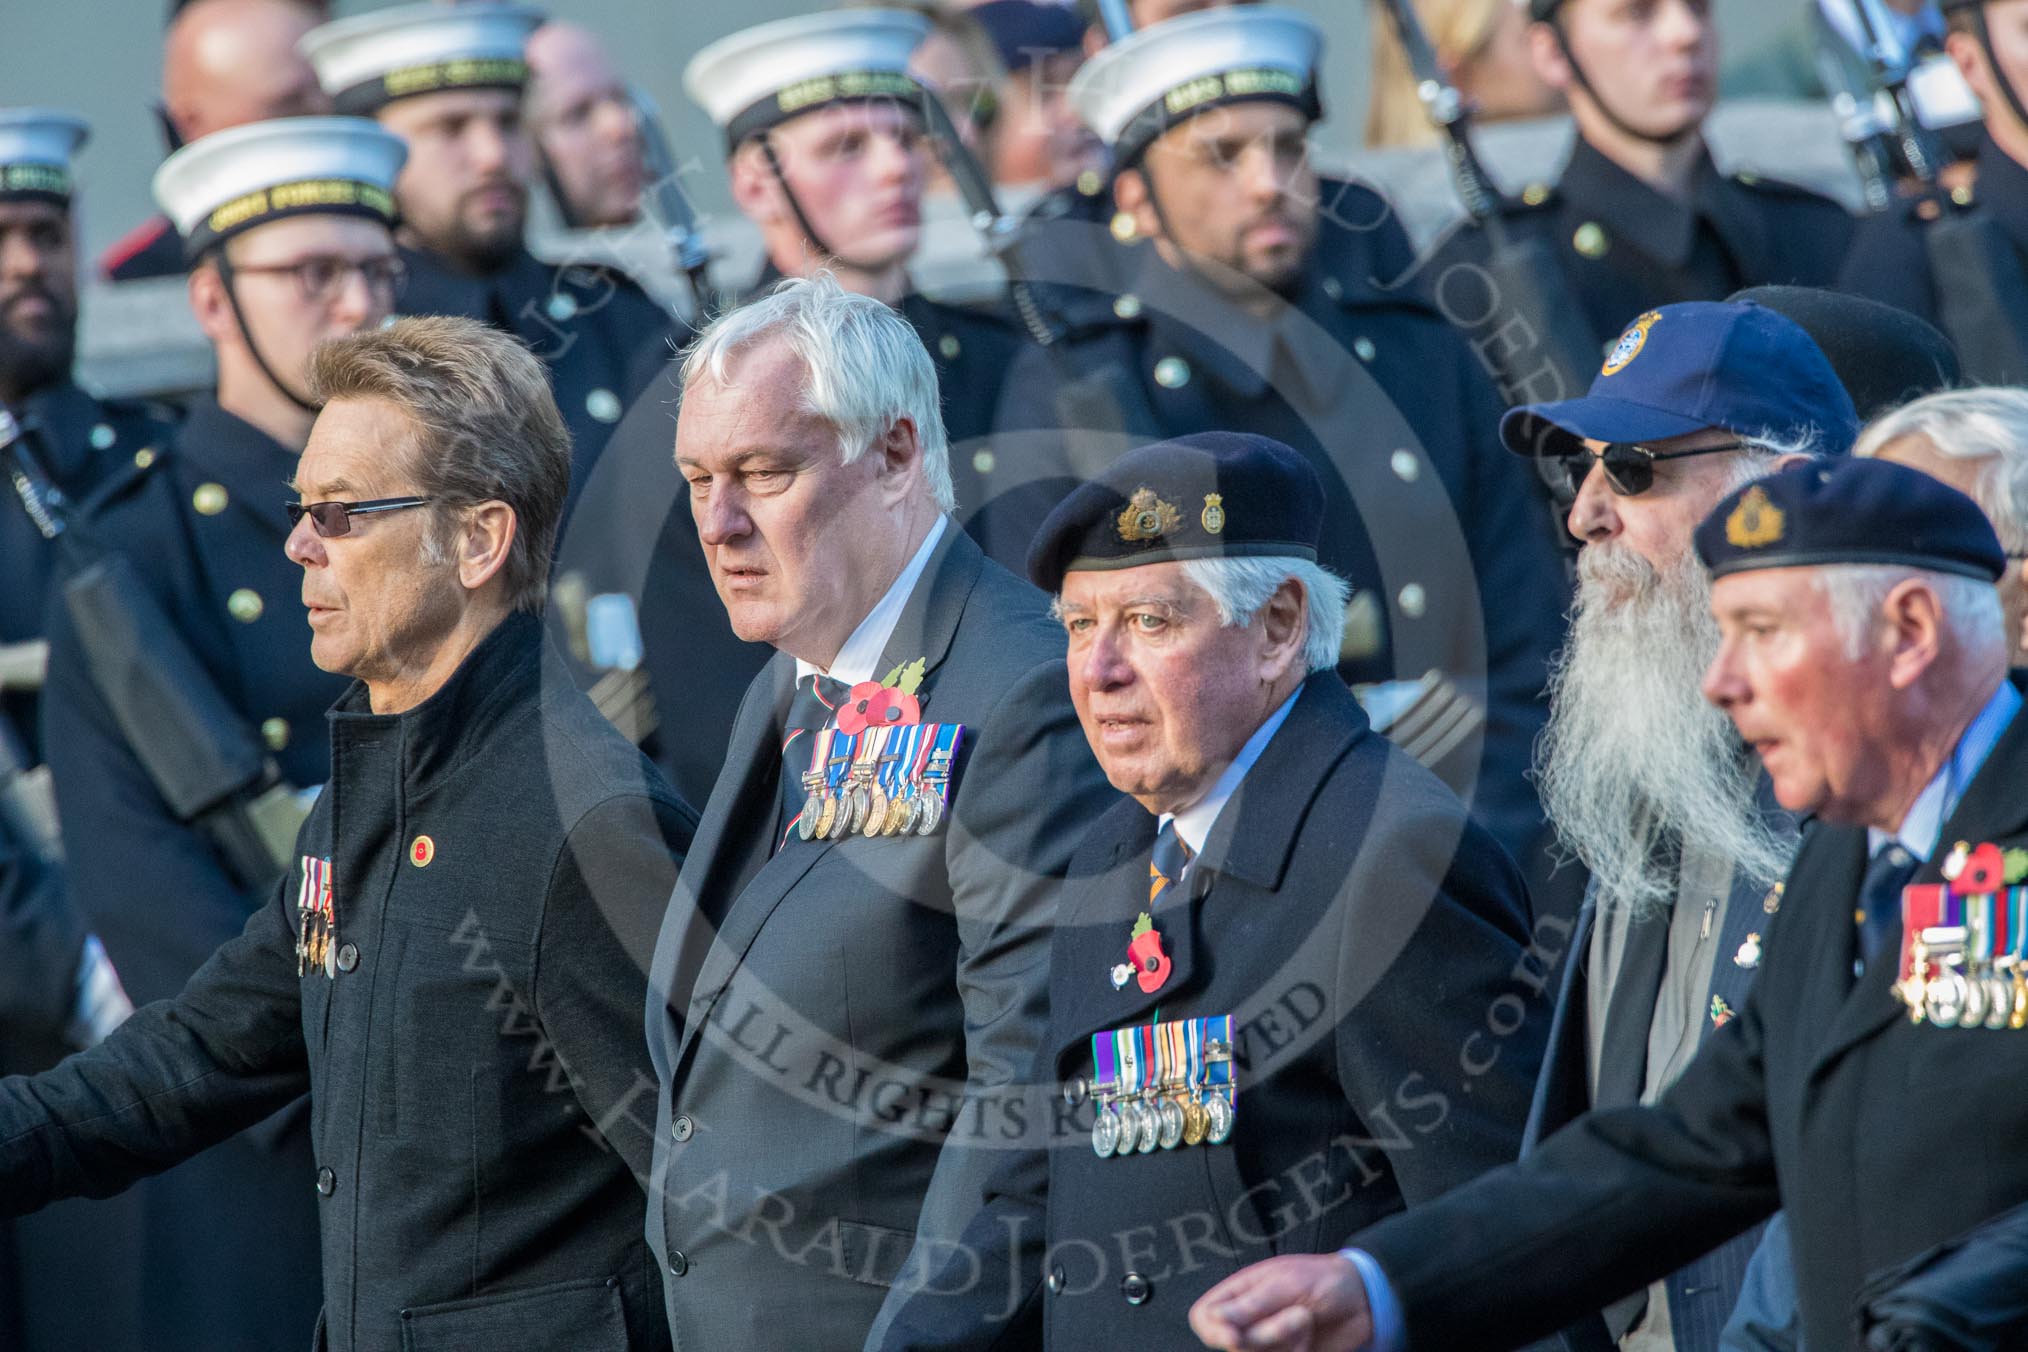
[1127,912,1171,994]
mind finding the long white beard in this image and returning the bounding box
[1535,543,1795,918]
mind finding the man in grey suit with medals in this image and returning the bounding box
[642,274,1118,1349]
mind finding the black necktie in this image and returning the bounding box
[1857,844,1920,974]
[778,673,848,850]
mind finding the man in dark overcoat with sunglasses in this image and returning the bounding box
[33,114,417,1350]
[0,316,695,1352]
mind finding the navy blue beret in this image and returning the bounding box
[1695,457,2005,582]
[1026,432,1324,591]
[970,0,1085,72]
[1726,285,1959,422]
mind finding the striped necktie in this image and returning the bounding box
[1149,819,1193,906]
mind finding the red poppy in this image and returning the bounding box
[1129,926,1171,994]
[836,682,921,734]
[1961,842,2006,893]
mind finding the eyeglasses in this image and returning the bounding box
[1553,440,1748,498]
[228,254,407,305]
[285,496,431,538]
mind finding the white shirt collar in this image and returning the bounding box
[794,517,947,686]
[1868,679,2021,861]
[1160,684,1305,862]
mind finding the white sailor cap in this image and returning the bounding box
[1069,6,1323,168]
[0,109,89,204]
[684,9,931,153]
[154,116,407,261]
[301,3,544,117]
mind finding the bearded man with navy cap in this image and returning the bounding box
[1192,456,2028,1352]
[879,430,1546,1352]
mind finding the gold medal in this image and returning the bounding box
[1182,1098,1209,1146]
[861,787,889,837]
[815,796,839,840]
[885,795,912,835]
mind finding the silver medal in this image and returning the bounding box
[1205,1091,1235,1145]
[1156,1097,1185,1149]
[1092,1106,1120,1157]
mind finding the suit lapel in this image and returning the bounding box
[1054,676,1367,1054]
[673,525,986,1070]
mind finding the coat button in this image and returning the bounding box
[1045,1265,1065,1294]
[1062,1077,1087,1108]
[335,943,359,973]
[1153,356,1190,389]
[1573,222,1609,258]
[1352,336,1376,362]
[971,448,996,475]
[671,1114,695,1142]
[1121,1272,1151,1305]
[192,482,228,515]
[315,1166,335,1196]
[547,292,579,322]
[1398,583,1427,618]
[1112,294,1142,320]
[261,717,290,751]
[585,388,621,424]
[227,588,264,623]
[668,1250,689,1277]
[90,422,116,451]
[133,446,157,469]
[1390,449,1420,482]
[937,334,962,361]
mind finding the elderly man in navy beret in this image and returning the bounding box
[1192,457,2028,1352]
[880,430,1546,1352]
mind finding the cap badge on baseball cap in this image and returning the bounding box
[1724,486,1785,550]
[1601,310,1661,376]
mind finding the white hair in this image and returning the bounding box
[1812,563,2007,665]
[1855,388,2028,554]
[1177,555,1351,674]
[678,272,955,510]
[1537,538,1796,918]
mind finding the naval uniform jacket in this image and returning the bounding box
[1418,136,1855,355]
[0,378,173,753]
[978,239,1567,870]
[0,614,697,1352]
[643,525,1118,1351]
[37,396,337,1350]
[395,245,682,513]
[880,673,1551,1351]
[1356,680,2028,1352]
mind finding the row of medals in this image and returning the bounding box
[1092,1037,1237,1157]
[1898,945,2028,1029]
[798,749,952,841]
[1093,1086,1236,1157]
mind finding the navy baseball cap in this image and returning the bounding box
[1695,457,2005,583]
[1500,301,1860,461]
[1027,432,1323,591]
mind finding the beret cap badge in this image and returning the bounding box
[1201,493,1226,535]
[1725,485,1785,549]
[1117,487,1182,543]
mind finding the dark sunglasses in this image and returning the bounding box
[1553,440,1748,498]
[285,496,431,538]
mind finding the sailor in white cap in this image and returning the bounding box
[680,9,1016,483]
[0,109,175,750]
[300,2,679,500]
[980,6,1571,897]
[37,117,414,1350]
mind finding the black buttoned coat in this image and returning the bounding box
[880,673,1550,1350]
[1357,681,2028,1352]
[0,614,696,1352]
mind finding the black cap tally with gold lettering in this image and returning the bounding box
[684,9,931,154]
[1068,6,1322,170]
[300,3,542,117]
[1694,458,2005,583]
[154,117,407,260]
[1026,431,1325,592]
[0,109,88,206]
